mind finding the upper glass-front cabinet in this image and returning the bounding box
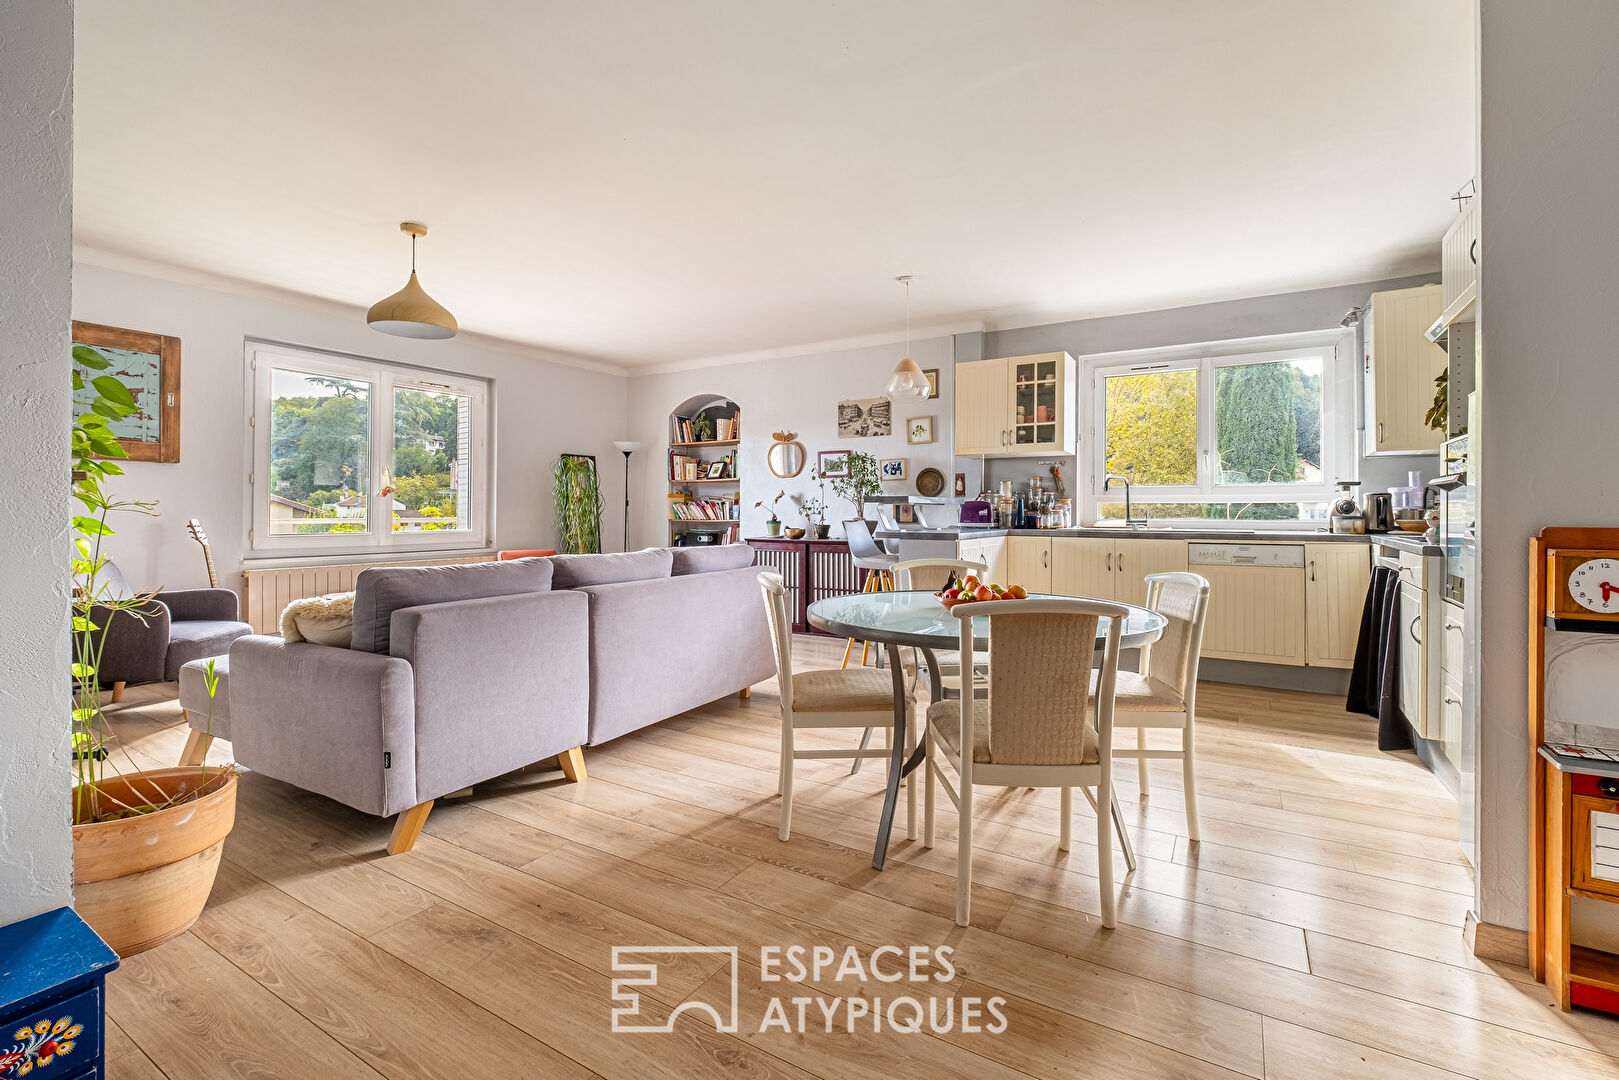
[1012,355,1061,448]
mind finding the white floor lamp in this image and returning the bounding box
[613,441,641,551]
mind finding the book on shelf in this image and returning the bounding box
[669,410,740,444]
[666,491,739,521]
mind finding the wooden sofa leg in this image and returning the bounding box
[387,801,434,855]
[739,686,751,701]
[179,727,213,767]
[558,746,587,782]
[110,681,126,703]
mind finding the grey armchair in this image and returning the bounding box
[89,560,252,699]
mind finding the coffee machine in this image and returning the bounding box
[1329,480,1367,534]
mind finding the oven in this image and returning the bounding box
[1428,435,1473,606]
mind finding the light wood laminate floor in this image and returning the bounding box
[95,636,1618,1080]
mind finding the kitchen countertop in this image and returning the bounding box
[874,525,1387,544]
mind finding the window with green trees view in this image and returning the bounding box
[248,343,488,551]
[1099,346,1333,521]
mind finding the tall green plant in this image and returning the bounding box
[553,455,603,553]
[826,451,882,517]
[70,346,159,820]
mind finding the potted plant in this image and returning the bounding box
[553,454,603,553]
[799,496,829,540]
[827,449,883,526]
[69,345,238,958]
[755,490,786,536]
[691,411,715,443]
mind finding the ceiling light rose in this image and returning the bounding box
[367,222,458,339]
[886,275,930,400]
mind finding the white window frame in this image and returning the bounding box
[1088,332,1349,524]
[245,340,492,555]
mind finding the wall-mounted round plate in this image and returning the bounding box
[915,467,944,497]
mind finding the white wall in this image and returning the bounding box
[1473,0,1619,930]
[71,262,631,592]
[1,0,75,925]
[626,337,956,545]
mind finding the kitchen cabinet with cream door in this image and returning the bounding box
[1112,538,1190,605]
[1046,536,1189,601]
[1364,284,1446,454]
[956,534,1007,585]
[1005,536,1052,592]
[953,358,1009,455]
[953,352,1077,456]
[1305,542,1372,668]
[1050,537,1119,599]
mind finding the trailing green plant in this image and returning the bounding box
[691,411,714,442]
[826,450,882,516]
[553,454,603,553]
[70,345,199,822]
[1425,369,1449,433]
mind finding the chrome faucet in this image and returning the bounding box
[1103,474,1145,526]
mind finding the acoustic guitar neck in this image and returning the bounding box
[186,519,218,589]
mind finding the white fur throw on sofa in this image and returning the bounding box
[280,591,356,647]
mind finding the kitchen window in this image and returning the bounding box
[1094,342,1338,522]
[247,341,491,553]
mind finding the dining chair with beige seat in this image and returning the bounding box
[1098,571,1211,842]
[924,596,1130,927]
[759,572,916,842]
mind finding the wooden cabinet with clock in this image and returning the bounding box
[1531,527,1619,1016]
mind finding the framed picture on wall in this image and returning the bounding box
[879,457,907,481]
[923,368,940,399]
[906,416,933,444]
[817,449,851,478]
[71,321,181,462]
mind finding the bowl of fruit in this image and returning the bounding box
[936,573,1028,609]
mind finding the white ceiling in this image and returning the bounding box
[73,1,1474,371]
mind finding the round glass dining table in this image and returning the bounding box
[806,590,1167,869]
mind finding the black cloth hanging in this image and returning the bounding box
[1346,564,1414,751]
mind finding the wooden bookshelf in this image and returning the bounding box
[668,395,742,545]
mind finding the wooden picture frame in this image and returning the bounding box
[72,321,181,463]
[879,457,907,481]
[923,368,940,399]
[817,449,851,478]
[906,416,934,444]
[896,502,916,524]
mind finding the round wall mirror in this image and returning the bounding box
[767,434,806,478]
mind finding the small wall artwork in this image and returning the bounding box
[71,321,181,462]
[879,457,907,481]
[817,449,851,478]
[906,416,933,444]
[923,368,940,399]
[837,397,891,438]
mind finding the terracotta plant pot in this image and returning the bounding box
[72,766,238,957]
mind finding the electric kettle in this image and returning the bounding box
[1364,492,1395,533]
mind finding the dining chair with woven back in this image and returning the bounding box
[924,596,1131,927]
[1099,571,1211,841]
[759,571,916,842]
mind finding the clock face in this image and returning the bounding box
[1569,558,1619,614]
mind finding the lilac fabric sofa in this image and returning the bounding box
[221,544,772,852]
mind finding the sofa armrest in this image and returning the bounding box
[389,589,590,800]
[161,587,241,623]
[87,599,170,685]
[227,635,417,816]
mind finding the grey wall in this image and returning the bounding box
[1474,0,1619,930]
[0,0,75,925]
[974,274,1442,499]
[72,263,631,591]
